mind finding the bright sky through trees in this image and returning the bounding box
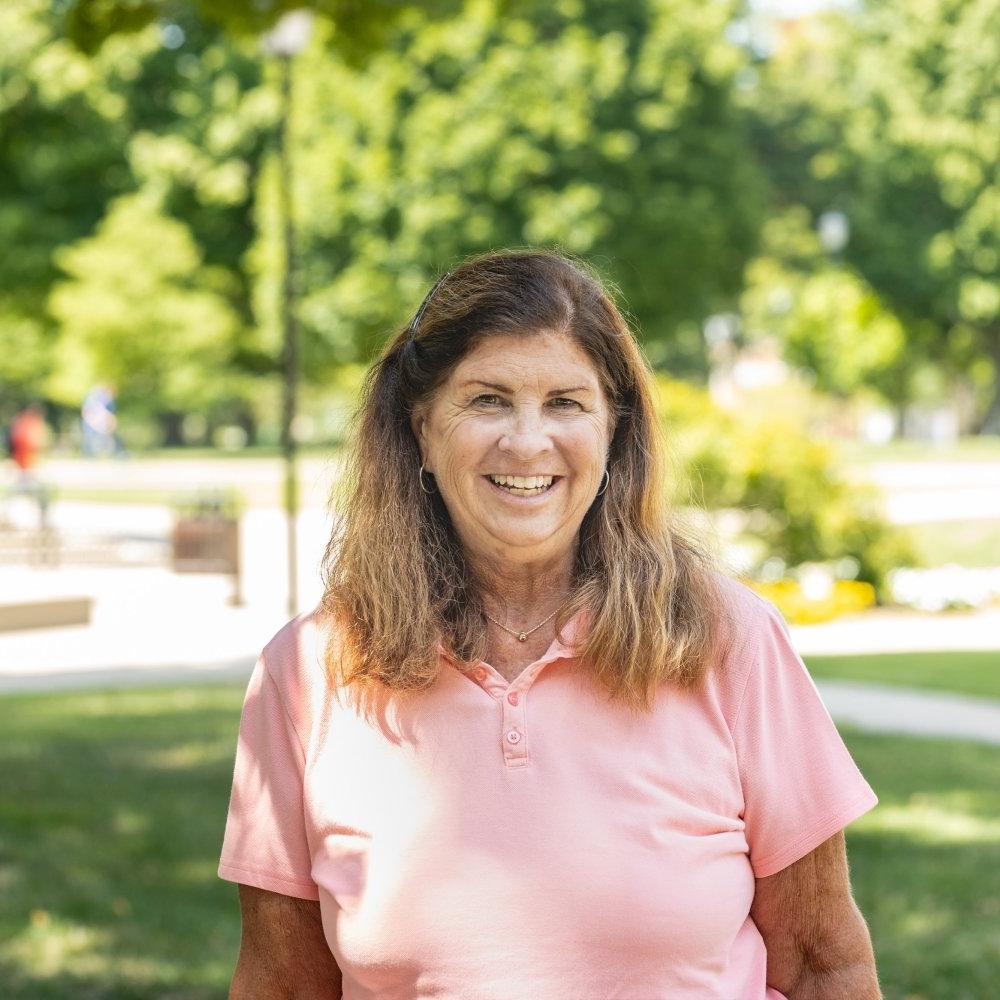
[751,0,851,15]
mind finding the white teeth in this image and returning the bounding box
[489,474,554,490]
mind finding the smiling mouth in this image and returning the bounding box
[484,474,560,497]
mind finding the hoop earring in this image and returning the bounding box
[596,468,610,496]
[419,464,435,494]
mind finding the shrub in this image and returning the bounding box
[656,375,919,602]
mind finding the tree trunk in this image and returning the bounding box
[158,410,185,447]
[974,329,1000,435]
[239,410,258,447]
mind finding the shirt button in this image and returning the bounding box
[507,691,519,706]
[506,729,521,744]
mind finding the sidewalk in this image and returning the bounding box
[0,566,289,693]
[0,504,334,694]
[789,604,1000,656]
[814,679,1000,746]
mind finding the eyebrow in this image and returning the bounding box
[460,380,593,396]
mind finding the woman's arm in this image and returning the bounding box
[230,884,343,1000]
[750,830,882,1000]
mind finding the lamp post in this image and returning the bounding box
[262,10,313,618]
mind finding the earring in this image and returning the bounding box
[596,468,610,496]
[419,464,435,494]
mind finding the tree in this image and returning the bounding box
[48,191,240,430]
[0,0,132,401]
[746,0,1000,428]
[739,208,907,402]
[30,0,766,436]
[0,1,275,433]
[63,0,464,62]
[267,0,766,376]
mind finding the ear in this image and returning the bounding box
[409,407,430,469]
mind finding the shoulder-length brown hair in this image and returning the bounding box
[320,249,731,713]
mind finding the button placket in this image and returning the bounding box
[501,687,528,765]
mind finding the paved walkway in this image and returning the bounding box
[789,605,1000,656]
[814,680,1000,746]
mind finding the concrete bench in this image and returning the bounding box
[0,596,93,633]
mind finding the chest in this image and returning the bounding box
[479,625,560,682]
[304,675,754,994]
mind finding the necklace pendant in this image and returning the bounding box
[517,632,528,642]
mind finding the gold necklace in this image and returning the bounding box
[484,606,561,643]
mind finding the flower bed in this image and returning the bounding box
[748,577,877,624]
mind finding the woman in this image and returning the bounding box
[219,250,881,999]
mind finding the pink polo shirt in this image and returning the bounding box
[219,576,878,999]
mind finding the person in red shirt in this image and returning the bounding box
[10,403,46,486]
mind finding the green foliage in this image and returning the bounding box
[279,0,764,373]
[62,0,467,62]
[6,0,995,441]
[0,4,274,413]
[48,192,240,414]
[4,0,764,433]
[740,209,907,400]
[0,0,135,396]
[658,375,919,599]
[746,0,1000,425]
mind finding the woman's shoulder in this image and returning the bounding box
[710,569,782,648]
[705,569,789,704]
[255,604,334,721]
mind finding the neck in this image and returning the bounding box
[469,547,575,619]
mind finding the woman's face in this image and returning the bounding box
[411,331,614,569]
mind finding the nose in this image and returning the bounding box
[497,405,552,460]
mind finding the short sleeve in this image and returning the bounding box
[218,652,319,900]
[732,599,878,879]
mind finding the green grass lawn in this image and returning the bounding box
[1,685,999,1000]
[839,435,1000,464]
[901,519,1000,568]
[806,650,1000,702]
[0,685,245,1000]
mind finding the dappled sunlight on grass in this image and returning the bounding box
[110,807,149,836]
[3,910,113,979]
[1,685,244,998]
[142,740,232,771]
[868,801,1000,845]
[844,729,1000,1000]
[895,909,951,938]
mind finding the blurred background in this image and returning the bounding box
[1,0,997,996]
